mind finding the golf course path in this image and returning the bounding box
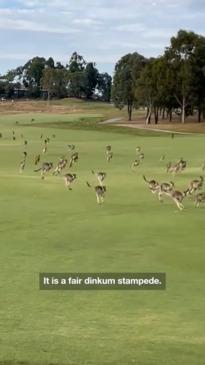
[114,124,197,134]
[101,118,201,134]
[100,117,123,124]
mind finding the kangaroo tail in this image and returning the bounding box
[143,175,149,183]
[34,168,41,172]
[86,181,92,188]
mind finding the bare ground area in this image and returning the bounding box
[104,116,205,134]
[0,100,84,114]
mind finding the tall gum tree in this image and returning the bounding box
[112,52,147,121]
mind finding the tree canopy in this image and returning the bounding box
[0,52,112,102]
[113,30,205,123]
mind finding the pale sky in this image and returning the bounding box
[0,0,204,75]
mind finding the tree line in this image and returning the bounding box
[0,52,112,102]
[2,29,205,124]
[112,30,205,123]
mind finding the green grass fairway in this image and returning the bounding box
[0,113,205,365]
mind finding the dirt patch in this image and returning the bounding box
[0,100,83,114]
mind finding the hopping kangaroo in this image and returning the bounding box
[92,170,106,186]
[186,176,204,195]
[132,159,140,169]
[167,190,186,211]
[178,158,187,172]
[19,159,26,173]
[34,154,40,165]
[106,145,112,151]
[64,173,77,190]
[53,158,68,175]
[42,146,47,155]
[158,181,175,202]
[194,192,205,207]
[139,152,144,161]
[69,152,78,168]
[34,162,53,179]
[143,176,159,194]
[143,176,174,201]
[95,185,106,204]
[106,151,113,163]
[166,162,180,176]
[68,144,75,151]
[105,145,113,163]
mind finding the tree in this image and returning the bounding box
[97,73,112,102]
[165,30,199,123]
[46,57,55,69]
[84,62,99,99]
[112,52,147,120]
[190,35,205,122]
[67,52,87,98]
[41,68,68,100]
[23,57,47,97]
[137,56,177,124]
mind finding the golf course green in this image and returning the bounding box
[0,110,205,365]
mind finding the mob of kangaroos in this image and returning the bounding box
[12,124,205,209]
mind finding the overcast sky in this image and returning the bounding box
[0,0,204,75]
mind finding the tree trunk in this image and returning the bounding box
[145,107,149,119]
[47,91,51,104]
[127,102,132,121]
[169,109,172,122]
[154,107,159,124]
[162,109,165,120]
[181,96,186,124]
[159,108,162,118]
[146,105,152,124]
[198,107,202,123]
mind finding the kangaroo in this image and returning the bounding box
[166,162,180,176]
[34,154,40,165]
[194,192,205,207]
[186,176,204,195]
[34,162,53,179]
[42,146,47,154]
[68,144,75,151]
[64,173,77,190]
[19,159,26,173]
[132,159,140,169]
[106,145,112,151]
[177,158,187,172]
[106,151,113,163]
[69,152,78,168]
[53,158,68,175]
[158,181,175,202]
[95,185,106,204]
[143,176,159,194]
[167,190,186,211]
[139,152,144,161]
[92,171,106,186]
